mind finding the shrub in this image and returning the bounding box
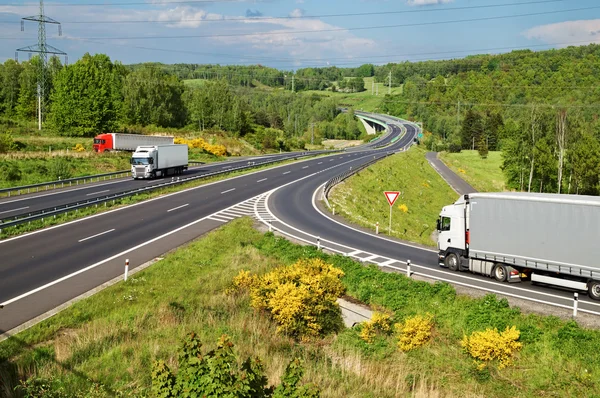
[0,161,22,182]
[448,143,462,153]
[360,312,393,343]
[47,157,73,180]
[395,314,434,352]
[0,132,15,153]
[72,143,86,152]
[244,258,345,339]
[175,137,228,157]
[461,326,522,369]
[151,333,319,398]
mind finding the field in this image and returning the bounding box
[328,146,458,247]
[438,150,507,192]
[2,218,600,397]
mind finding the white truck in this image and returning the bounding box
[131,145,188,179]
[437,192,600,299]
[93,133,174,152]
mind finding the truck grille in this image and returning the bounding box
[135,167,145,174]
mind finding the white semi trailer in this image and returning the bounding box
[437,192,600,299]
[131,145,188,179]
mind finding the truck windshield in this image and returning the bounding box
[93,139,105,144]
[131,157,150,165]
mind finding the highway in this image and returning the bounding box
[0,152,323,221]
[262,128,600,319]
[0,116,394,223]
[0,118,402,334]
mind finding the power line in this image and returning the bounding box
[7,5,597,41]
[3,0,262,7]
[392,99,600,109]
[0,0,571,24]
[68,36,600,70]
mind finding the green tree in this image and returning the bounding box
[16,57,40,120]
[461,109,483,149]
[0,59,23,117]
[48,53,123,136]
[122,66,186,128]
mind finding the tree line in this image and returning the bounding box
[380,44,600,195]
[0,53,367,149]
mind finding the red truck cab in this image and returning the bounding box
[93,134,113,152]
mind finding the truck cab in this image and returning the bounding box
[437,199,467,269]
[93,134,113,152]
[131,147,156,179]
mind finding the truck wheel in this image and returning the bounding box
[588,280,600,301]
[444,253,459,271]
[493,264,507,282]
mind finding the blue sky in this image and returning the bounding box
[1,0,600,69]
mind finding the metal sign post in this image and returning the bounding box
[384,191,400,235]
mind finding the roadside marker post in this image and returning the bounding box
[124,259,129,282]
[376,222,379,234]
[384,191,400,235]
[407,259,411,278]
[573,292,578,317]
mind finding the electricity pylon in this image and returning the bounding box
[16,0,67,130]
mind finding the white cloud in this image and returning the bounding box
[523,19,600,45]
[405,0,454,6]
[289,8,305,18]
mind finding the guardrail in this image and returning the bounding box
[323,121,416,198]
[0,151,339,232]
[0,160,207,198]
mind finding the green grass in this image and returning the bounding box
[328,146,458,247]
[0,153,133,189]
[438,150,507,192]
[304,77,402,113]
[2,218,600,397]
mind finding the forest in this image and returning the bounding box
[1,44,600,194]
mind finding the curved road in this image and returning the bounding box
[0,119,404,335]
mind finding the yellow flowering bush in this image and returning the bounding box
[398,204,409,213]
[175,137,227,157]
[360,312,393,343]
[395,314,434,352]
[226,259,345,339]
[72,143,86,152]
[461,326,522,369]
[244,258,345,339]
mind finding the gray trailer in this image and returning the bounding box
[437,192,600,299]
[131,145,188,179]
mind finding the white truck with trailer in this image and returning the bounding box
[437,192,600,299]
[131,145,188,179]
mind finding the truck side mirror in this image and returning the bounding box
[149,158,154,164]
[436,219,441,231]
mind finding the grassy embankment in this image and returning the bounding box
[0,130,267,189]
[1,217,599,397]
[438,150,507,192]
[328,146,458,247]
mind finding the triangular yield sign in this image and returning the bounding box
[384,191,400,207]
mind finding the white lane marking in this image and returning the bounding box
[283,171,291,175]
[330,159,334,161]
[167,204,189,212]
[0,152,320,245]
[259,192,600,313]
[221,188,236,194]
[257,178,268,183]
[86,189,110,196]
[208,216,227,223]
[302,166,309,169]
[0,206,29,215]
[78,229,115,243]
[318,162,323,164]
[222,166,231,169]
